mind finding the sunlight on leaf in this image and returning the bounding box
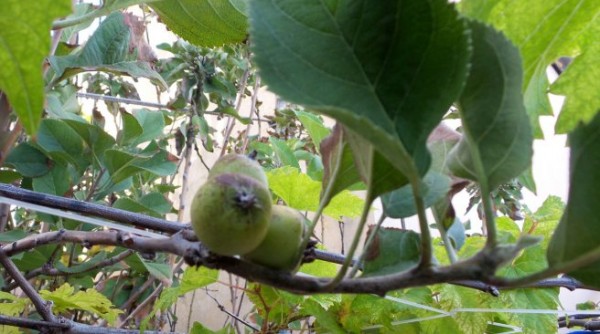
[0,0,71,135]
[267,166,363,218]
[547,112,600,287]
[462,0,600,137]
[41,283,123,325]
[150,0,248,47]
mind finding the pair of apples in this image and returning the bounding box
[190,154,308,271]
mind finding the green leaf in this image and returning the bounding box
[459,0,500,21]
[40,283,123,325]
[190,322,235,334]
[150,0,248,47]
[494,245,559,334]
[249,0,470,180]
[0,291,29,317]
[522,196,564,249]
[478,0,600,137]
[103,148,177,184]
[448,21,532,190]
[118,111,143,146]
[40,283,123,324]
[362,227,421,277]
[36,119,85,166]
[547,112,600,287]
[178,267,219,295]
[437,285,495,334]
[344,128,412,200]
[142,260,173,285]
[319,125,363,200]
[266,166,364,218]
[132,109,166,145]
[5,143,51,177]
[269,137,300,168]
[0,170,21,184]
[246,284,303,327]
[48,12,167,89]
[301,299,346,334]
[32,163,71,196]
[113,192,172,218]
[0,0,71,134]
[0,230,28,243]
[62,119,116,164]
[53,0,163,30]
[46,84,85,121]
[295,110,330,152]
[551,20,600,133]
[381,172,451,219]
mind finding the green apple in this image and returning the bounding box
[243,205,308,271]
[191,173,272,256]
[209,153,268,187]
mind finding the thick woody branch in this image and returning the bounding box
[0,184,596,296]
[0,184,184,234]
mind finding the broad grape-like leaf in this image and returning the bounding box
[495,245,559,334]
[41,283,123,325]
[551,20,600,133]
[522,195,564,249]
[448,21,532,190]
[48,12,167,89]
[150,0,248,47]
[266,166,363,218]
[462,0,600,137]
[249,0,470,181]
[362,227,421,277]
[547,111,600,287]
[0,0,71,135]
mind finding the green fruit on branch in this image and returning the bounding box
[191,173,272,256]
[243,205,308,271]
[209,153,268,187]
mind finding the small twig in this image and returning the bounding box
[0,122,22,167]
[0,203,9,232]
[220,67,250,157]
[0,248,56,322]
[84,168,105,201]
[119,276,156,313]
[206,291,260,332]
[117,283,164,328]
[241,76,261,152]
[177,118,195,223]
[76,93,220,116]
[4,250,134,292]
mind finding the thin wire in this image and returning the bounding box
[0,196,167,239]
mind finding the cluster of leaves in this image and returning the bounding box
[0,0,600,333]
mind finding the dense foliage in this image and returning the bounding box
[0,0,599,333]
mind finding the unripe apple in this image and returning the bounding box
[209,153,268,187]
[190,173,272,256]
[243,205,308,271]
